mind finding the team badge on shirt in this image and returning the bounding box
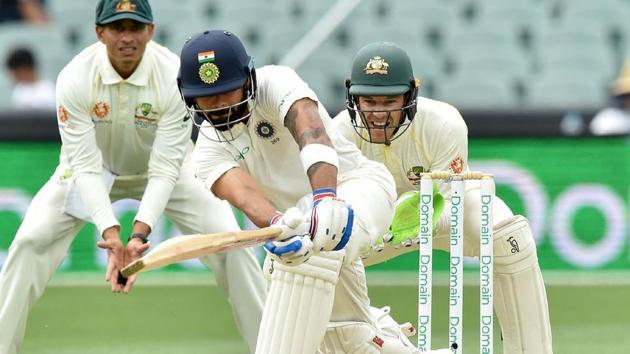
[92,102,110,119]
[255,120,276,139]
[57,105,68,123]
[140,103,152,116]
[449,156,465,173]
[406,165,425,185]
[364,56,389,75]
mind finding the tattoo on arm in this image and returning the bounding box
[298,127,327,149]
[284,98,332,149]
[284,106,298,141]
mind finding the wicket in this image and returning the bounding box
[417,171,494,354]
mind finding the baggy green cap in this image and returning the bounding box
[96,0,153,25]
[349,42,415,96]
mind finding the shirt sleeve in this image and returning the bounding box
[256,66,319,125]
[135,84,192,229]
[57,72,119,234]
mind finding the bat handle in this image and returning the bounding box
[117,272,128,286]
[121,259,145,278]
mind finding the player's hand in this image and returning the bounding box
[97,230,126,293]
[309,188,354,252]
[264,207,313,265]
[121,238,150,293]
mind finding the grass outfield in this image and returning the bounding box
[21,272,630,354]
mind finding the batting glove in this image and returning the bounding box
[309,188,354,252]
[264,207,313,265]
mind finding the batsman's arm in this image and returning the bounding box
[284,98,338,191]
[211,167,278,228]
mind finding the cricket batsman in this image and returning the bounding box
[177,29,454,353]
[333,41,554,354]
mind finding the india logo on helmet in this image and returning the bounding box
[199,62,220,84]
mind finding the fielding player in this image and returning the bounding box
[177,30,452,354]
[0,1,265,353]
[333,41,554,354]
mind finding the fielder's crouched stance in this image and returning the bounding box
[178,30,444,354]
[335,42,553,353]
[0,3,265,353]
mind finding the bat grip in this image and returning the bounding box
[117,272,128,286]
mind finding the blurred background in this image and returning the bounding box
[0,0,628,353]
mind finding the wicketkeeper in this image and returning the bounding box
[333,41,554,354]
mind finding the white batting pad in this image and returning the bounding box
[493,216,553,354]
[256,251,345,354]
[262,254,273,286]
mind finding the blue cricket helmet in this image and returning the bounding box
[177,30,257,141]
[178,30,255,104]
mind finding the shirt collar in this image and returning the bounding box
[99,42,153,86]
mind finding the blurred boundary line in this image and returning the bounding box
[45,270,630,287]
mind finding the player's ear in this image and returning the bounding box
[146,23,155,38]
[95,25,105,42]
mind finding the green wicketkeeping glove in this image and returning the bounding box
[385,184,445,247]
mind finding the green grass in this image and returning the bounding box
[21,275,630,354]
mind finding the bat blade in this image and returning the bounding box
[121,227,282,277]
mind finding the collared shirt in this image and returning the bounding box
[56,41,190,233]
[193,65,382,210]
[333,97,470,198]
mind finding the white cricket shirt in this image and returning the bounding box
[56,41,190,233]
[193,65,380,210]
[333,97,470,197]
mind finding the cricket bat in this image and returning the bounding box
[120,227,282,278]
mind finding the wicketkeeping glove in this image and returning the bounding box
[360,185,445,266]
[264,207,313,265]
[309,188,354,252]
[385,184,444,247]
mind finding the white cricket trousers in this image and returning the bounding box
[0,159,266,354]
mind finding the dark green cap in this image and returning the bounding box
[96,0,153,25]
[349,42,415,96]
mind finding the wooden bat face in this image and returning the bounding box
[121,227,282,277]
